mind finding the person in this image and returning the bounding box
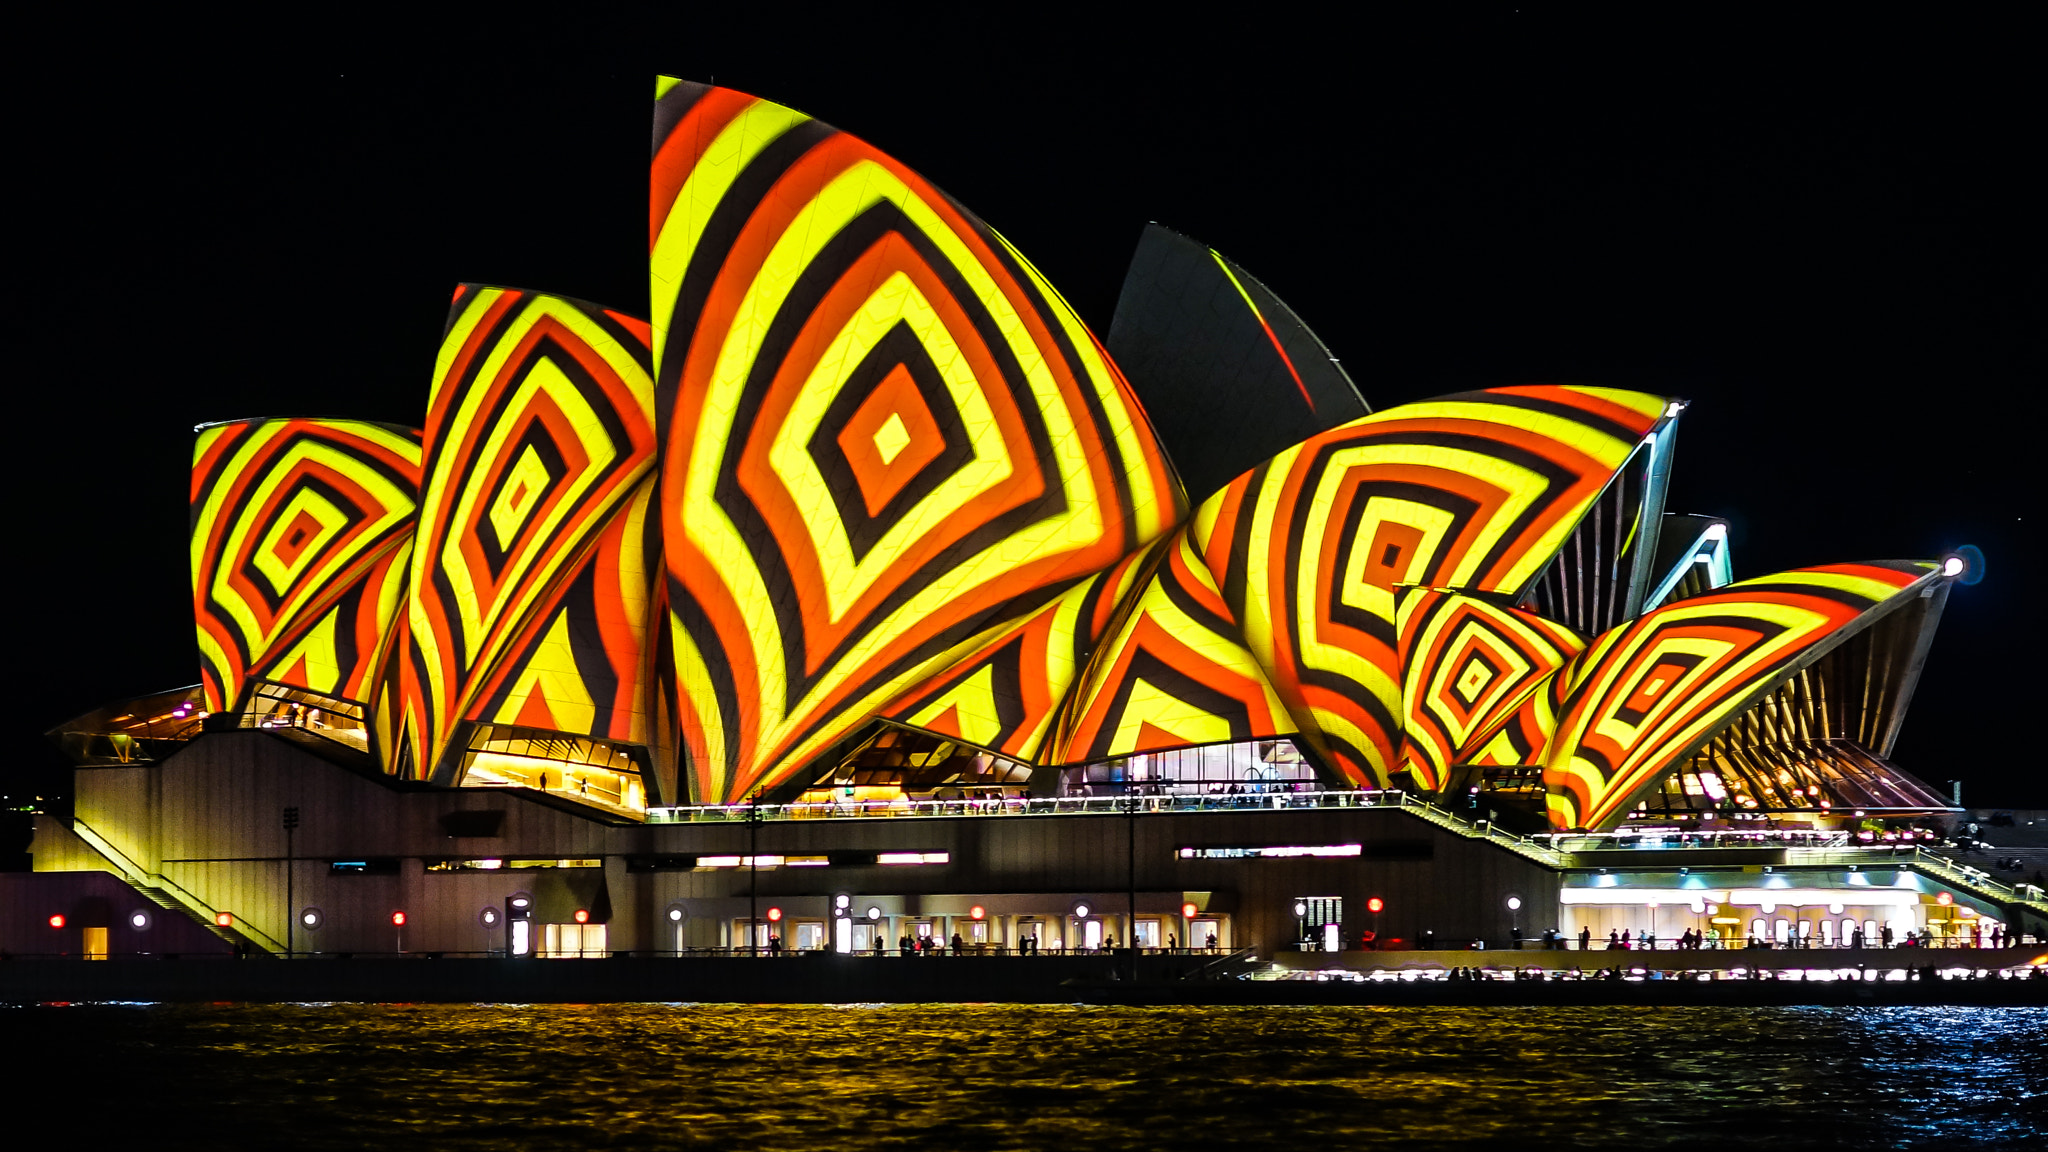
[899,932,914,956]
[1621,929,1632,950]
[871,934,885,956]
[768,934,783,956]
[1852,925,1865,949]
[1167,934,1177,952]
[950,932,965,956]
[1607,929,1621,950]
[1579,926,1592,951]
[1881,924,1894,949]
[1205,931,1218,951]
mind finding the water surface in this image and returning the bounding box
[9,1004,2043,1148]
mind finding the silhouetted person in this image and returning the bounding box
[1580,926,1592,951]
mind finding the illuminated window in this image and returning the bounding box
[876,852,950,865]
[242,680,370,752]
[1178,844,1363,860]
[805,725,1034,805]
[459,721,649,817]
[1061,738,1316,798]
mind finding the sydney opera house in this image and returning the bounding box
[14,79,2043,970]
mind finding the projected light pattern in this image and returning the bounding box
[177,77,1960,831]
[1187,386,1670,786]
[1045,529,1296,764]
[191,418,422,715]
[1394,587,1584,791]
[648,79,1182,802]
[397,285,656,778]
[1540,561,1937,829]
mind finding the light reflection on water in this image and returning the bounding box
[8,1004,2043,1149]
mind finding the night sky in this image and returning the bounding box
[10,16,2036,807]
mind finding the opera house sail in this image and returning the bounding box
[24,77,2036,970]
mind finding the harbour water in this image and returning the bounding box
[8,1004,2043,1148]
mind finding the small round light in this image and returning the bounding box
[573,909,590,924]
[866,906,882,921]
[767,907,783,922]
[1073,903,1091,919]
[1181,902,1199,919]
[300,908,324,931]
[1367,897,1385,914]
[970,905,986,920]
[1937,892,1953,906]
[216,912,234,928]
[1942,556,1965,577]
[1828,903,1844,915]
[390,910,407,927]
[129,911,152,931]
[835,893,851,910]
[48,914,65,929]
[479,907,501,929]
[667,908,684,923]
[1506,896,1522,911]
[1294,901,1308,917]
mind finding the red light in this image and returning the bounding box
[767,907,783,922]
[1936,893,1953,906]
[48,914,65,929]
[1366,897,1385,913]
[970,905,986,920]
[573,909,590,924]
[390,910,407,927]
[216,912,234,927]
[1181,902,1199,920]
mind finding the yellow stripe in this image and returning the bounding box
[649,97,813,376]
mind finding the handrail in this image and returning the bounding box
[646,788,1571,868]
[648,788,1404,823]
[68,817,289,955]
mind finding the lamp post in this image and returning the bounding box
[1124,792,1138,981]
[282,806,299,959]
[747,790,761,957]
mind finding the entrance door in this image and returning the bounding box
[82,926,108,960]
[795,921,826,952]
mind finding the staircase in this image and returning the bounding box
[67,817,284,954]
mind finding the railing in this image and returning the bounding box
[647,788,1568,867]
[67,818,289,955]
[649,788,1403,823]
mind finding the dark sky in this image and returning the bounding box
[10,15,2037,806]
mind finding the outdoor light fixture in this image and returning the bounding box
[1937,893,1953,906]
[479,907,501,929]
[971,905,986,920]
[573,909,590,924]
[1294,901,1308,917]
[390,910,407,927]
[216,912,234,927]
[1506,896,1522,911]
[866,906,882,921]
[835,893,851,911]
[128,910,152,931]
[1182,902,1199,919]
[47,914,65,929]
[666,907,684,923]
[300,908,324,930]
[767,907,783,922]
[1943,556,1965,576]
[1366,897,1385,913]
[1073,903,1091,919]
